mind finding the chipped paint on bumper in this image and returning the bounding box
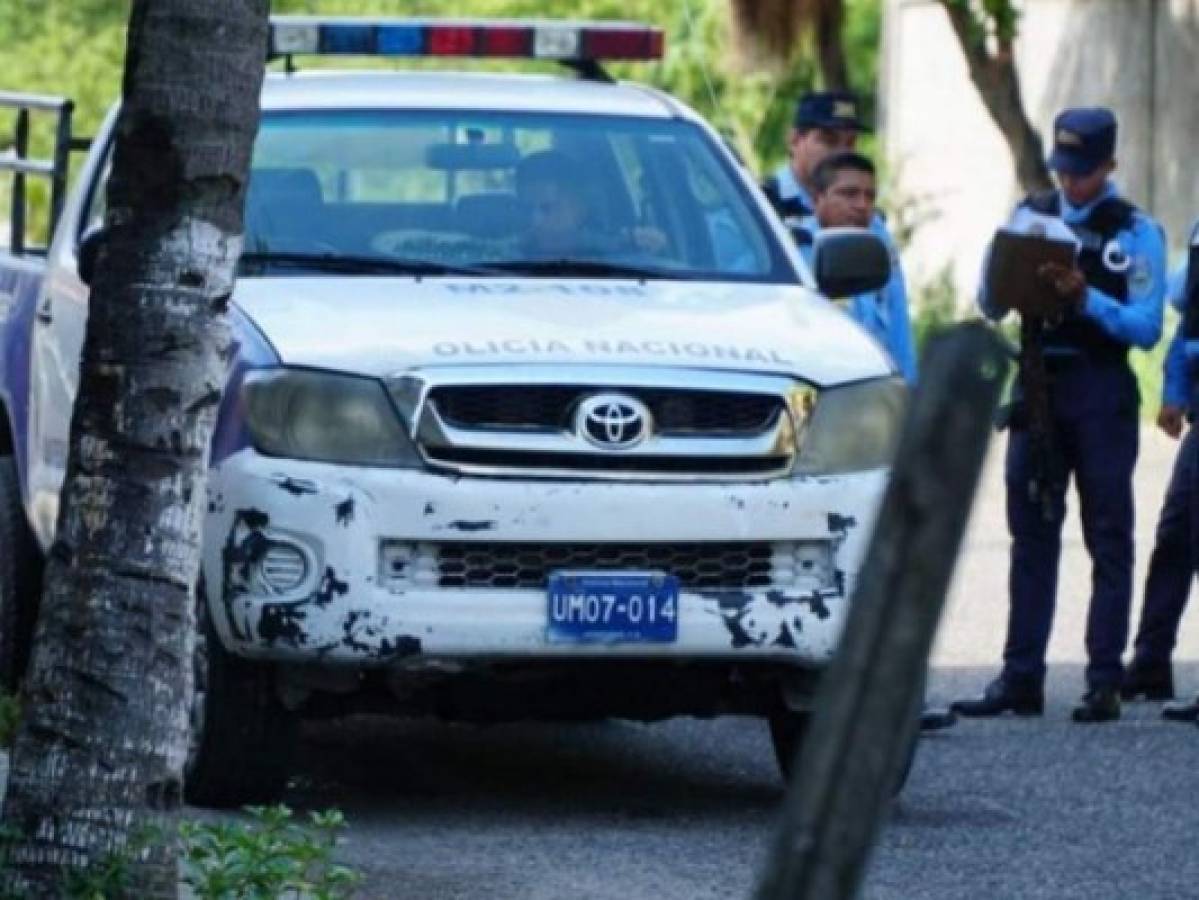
[201,449,886,667]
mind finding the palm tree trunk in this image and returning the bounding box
[0,1,267,895]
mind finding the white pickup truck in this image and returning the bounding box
[0,17,903,806]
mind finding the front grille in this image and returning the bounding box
[436,542,777,590]
[430,385,781,434]
[423,447,790,476]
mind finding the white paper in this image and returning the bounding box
[1001,207,1080,253]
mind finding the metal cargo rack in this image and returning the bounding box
[0,91,90,255]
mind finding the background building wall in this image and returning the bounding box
[881,0,1199,303]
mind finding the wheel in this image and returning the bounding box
[185,593,298,808]
[0,455,43,691]
[892,727,919,796]
[768,709,811,781]
[768,709,918,796]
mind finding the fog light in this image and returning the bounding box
[772,541,834,591]
[380,541,439,590]
[260,543,309,592]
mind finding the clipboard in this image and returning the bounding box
[985,230,1077,318]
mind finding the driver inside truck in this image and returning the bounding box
[514,149,667,259]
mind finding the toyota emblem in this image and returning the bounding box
[576,393,652,450]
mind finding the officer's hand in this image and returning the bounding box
[1037,262,1087,311]
[1158,404,1185,439]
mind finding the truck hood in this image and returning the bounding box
[233,277,892,386]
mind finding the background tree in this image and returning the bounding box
[0,1,268,895]
[936,0,1052,194]
[729,0,850,90]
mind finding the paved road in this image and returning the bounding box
[273,427,1199,900]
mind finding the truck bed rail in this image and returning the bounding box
[0,91,87,256]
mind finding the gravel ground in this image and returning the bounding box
[270,426,1199,900]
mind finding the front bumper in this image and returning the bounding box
[201,449,886,668]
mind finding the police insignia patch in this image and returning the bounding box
[1130,257,1152,294]
[1102,239,1131,274]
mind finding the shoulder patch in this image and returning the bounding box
[1130,256,1153,294]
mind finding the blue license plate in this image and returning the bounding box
[547,572,679,644]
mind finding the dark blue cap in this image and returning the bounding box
[1047,107,1117,175]
[793,91,868,132]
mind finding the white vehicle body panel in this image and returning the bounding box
[202,450,885,666]
[234,277,890,385]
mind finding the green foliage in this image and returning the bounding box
[60,829,160,900]
[911,264,960,356]
[181,805,360,900]
[0,692,19,747]
[982,0,1021,42]
[942,0,1020,48]
[0,807,358,899]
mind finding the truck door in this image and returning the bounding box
[25,134,111,546]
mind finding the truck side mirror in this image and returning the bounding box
[78,227,105,286]
[812,228,891,298]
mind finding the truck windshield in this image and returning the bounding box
[247,109,793,283]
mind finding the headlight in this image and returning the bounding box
[243,369,421,467]
[793,377,908,475]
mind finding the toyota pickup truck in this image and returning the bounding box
[0,17,903,807]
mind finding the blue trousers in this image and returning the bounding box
[1002,360,1140,689]
[1129,425,1199,670]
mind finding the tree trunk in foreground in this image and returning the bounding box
[756,325,1009,900]
[1,2,267,895]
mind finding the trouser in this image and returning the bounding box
[1001,359,1140,690]
[1129,425,1199,670]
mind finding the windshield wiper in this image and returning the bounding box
[238,252,493,277]
[485,258,690,280]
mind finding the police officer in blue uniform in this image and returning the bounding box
[787,148,954,728]
[953,108,1167,723]
[763,91,882,237]
[793,151,918,384]
[1123,220,1199,715]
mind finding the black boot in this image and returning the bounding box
[1121,661,1174,701]
[1072,686,1121,723]
[1161,696,1199,722]
[919,706,958,731]
[951,677,1044,718]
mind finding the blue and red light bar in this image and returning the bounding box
[269,17,665,63]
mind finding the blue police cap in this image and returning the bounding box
[1047,107,1117,175]
[793,91,868,132]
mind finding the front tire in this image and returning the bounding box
[768,710,919,796]
[185,595,298,808]
[768,710,811,781]
[0,456,42,691]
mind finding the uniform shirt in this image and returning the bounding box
[1159,219,1199,409]
[978,182,1166,352]
[797,213,918,384]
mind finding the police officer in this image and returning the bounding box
[953,107,1167,723]
[1123,220,1199,716]
[797,150,955,730]
[795,151,917,383]
[763,90,870,229]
